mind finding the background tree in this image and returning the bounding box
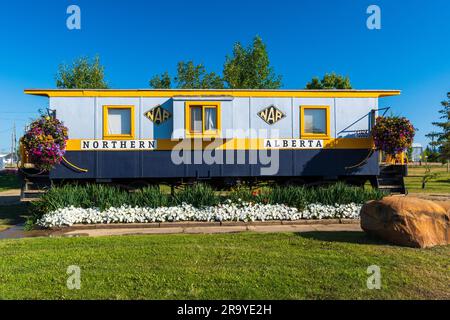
[406,146,414,162]
[149,71,171,89]
[423,146,440,163]
[429,93,450,162]
[175,61,223,89]
[149,61,223,89]
[421,164,440,189]
[149,36,281,89]
[306,72,352,89]
[425,131,441,153]
[223,36,282,89]
[56,56,108,89]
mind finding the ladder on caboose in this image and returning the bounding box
[376,164,407,194]
[20,175,49,201]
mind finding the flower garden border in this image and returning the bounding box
[48,218,359,231]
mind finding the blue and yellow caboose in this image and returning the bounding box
[21,88,405,192]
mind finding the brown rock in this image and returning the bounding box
[360,196,450,248]
[436,201,450,213]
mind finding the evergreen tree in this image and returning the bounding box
[429,93,450,161]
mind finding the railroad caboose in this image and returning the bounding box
[21,89,405,193]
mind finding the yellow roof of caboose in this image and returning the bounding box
[24,89,400,98]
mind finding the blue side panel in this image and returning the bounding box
[142,151,185,178]
[50,150,380,180]
[99,151,140,178]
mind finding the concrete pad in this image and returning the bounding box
[184,226,248,234]
[250,224,316,233]
[160,221,220,228]
[0,189,21,205]
[281,219,345,225]
[340,219,360,224]
[313,224,362,232]
[0,189,21,197]
[63,227,184,237]
[221,220,283,226]
[408,193,450,201]
[55,222,363,238]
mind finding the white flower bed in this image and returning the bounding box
[37,201,362,228]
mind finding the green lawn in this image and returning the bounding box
[405,165,450,193]
[0,232,448,299]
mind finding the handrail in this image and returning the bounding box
[337,112,370,136]
[337,107,391,137]
[345,149,374,170]
[62,156,88,173]
[376,107,391,117]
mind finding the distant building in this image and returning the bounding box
[0,154,6,170]
[411,143,423,162]
[0,154,7,170]
[0,153,16,169]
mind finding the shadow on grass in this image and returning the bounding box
[0,203,31,228]
[0,172,21,191]
[295,231,390,245]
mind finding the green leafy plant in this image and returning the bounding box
[229,182,385,209]
[130,186,170,208]
[56,55,108,89]
[421,165,440,189]
[173,183,220,207]
[30,182,386,223]
[150,61,224,89]
[223,36,282,89]
[305,72,352,89]
[149,36,282,89]
[32,184,170,214]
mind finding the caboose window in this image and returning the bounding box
[103,105,135,139]
[204,107,217,131]
[300,106,330,139]
[185,102,221,137]
[190,106,203,133]
[108,109,131,134]
[304,109,326,134]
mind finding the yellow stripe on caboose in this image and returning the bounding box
[24,89,401,98]
[65,138,374,151]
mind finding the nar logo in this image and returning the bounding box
[258,105,286,125]
[144,106,171,124]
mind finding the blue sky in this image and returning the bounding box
[0,0,449,152]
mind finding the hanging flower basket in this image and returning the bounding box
[371,116,415,156]
[20,115,68,171]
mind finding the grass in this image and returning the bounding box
[405,165,450,193]
[0,232,448,299]
[0,173,20,192]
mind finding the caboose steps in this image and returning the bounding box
[20,175,50,202]
[376,164,407,194]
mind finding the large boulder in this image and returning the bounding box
[360,196,449,248]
